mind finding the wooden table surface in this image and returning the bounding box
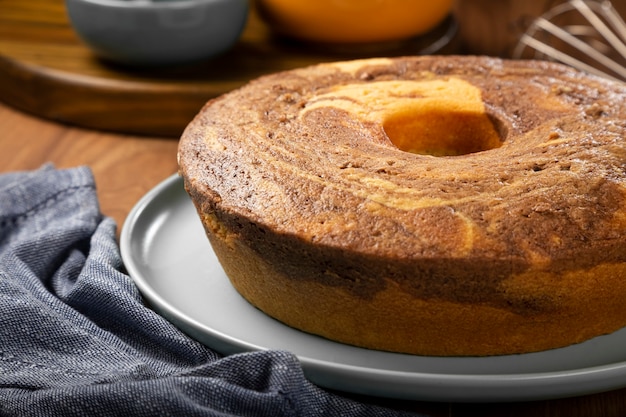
[4,98,626,417]
[2,1,626,416]
[0,0,457,137]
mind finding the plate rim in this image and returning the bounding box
[120,173,626,402]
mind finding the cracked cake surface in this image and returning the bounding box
[178,56,626,356]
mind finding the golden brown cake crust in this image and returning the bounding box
[178,56,626,356]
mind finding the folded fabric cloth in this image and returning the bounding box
[0,165,422,417]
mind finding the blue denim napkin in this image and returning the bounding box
[0,165,421,416]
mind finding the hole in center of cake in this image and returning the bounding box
[383,108,504,157]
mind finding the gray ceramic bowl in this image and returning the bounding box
[65,0,249,65]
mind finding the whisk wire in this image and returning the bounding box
[518,32,620,81]
[572,0,626,58]
[514,0,626,82]
[539,17,626,79]
[599,1,626,44]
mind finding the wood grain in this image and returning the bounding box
[3,1,626,415]
[0,103,451,417]
[0,101,178,230]
[3,90,626,417]
[0,0,457,137]
[453,0,626,57]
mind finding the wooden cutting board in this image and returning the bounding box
[0,0,457,137]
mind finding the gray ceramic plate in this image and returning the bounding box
[120,174,626,402]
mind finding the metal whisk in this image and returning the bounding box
[513,0,626,82]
